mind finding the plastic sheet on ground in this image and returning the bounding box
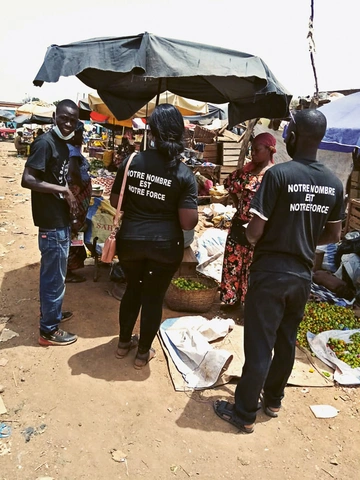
[159,316,236,390]
[159,316,334,391]
[307,329,360,385]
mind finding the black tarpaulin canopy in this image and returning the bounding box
[14,114,54,126]
[33,32,292,128]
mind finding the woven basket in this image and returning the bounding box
[164,275,218,313]
[193,125,217,143]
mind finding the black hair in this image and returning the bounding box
[293,109,327,143]
[148,104,184,165]
[56,99,78,113]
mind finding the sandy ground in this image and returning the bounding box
[0,140,359,480]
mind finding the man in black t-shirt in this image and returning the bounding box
[214,109,344,434]
[21,100,79,346]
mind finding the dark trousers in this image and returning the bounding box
[117,238,183,353]
[234,271,311,424]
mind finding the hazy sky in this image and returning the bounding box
[1,0,358,105]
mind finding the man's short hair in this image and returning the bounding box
[56,99,78,113]
[293,109,327,143]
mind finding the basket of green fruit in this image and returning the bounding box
[165,275,218,313]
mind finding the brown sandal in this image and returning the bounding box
[134,348,156,370]
[115,335,139,359]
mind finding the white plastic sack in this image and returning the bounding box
[316,243,338,273]
[307,329,360,385]
[196,227,227,257]
[194,227,228,282]
[203,204,236,218]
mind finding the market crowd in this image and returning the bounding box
[21,100,343,434]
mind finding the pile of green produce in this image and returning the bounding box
[172,277,209,291]
[328,333,360,368]
[89,158,104,169]
[297,301,360,368]
[89,158,105,175]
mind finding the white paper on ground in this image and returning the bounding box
[0,328,19,342]
[310,404,339,418]
[0,395,7,415]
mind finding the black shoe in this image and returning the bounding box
[61,311,74,323]
[65,272,86,283]
[39,328,77,346]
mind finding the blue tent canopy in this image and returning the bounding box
[317,92,360,153]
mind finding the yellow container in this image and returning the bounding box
[103,150,114,168]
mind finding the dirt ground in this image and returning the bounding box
[0,140,359,480]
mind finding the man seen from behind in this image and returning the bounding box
[214,109,344,433]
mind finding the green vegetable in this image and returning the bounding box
[297,302,360,349]
[327,334,360,368]
[297,302,360,369]
[172,277,209,291]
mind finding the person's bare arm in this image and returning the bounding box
[110,192,119,209]
[178,208,198,230]
[229,193,239,208]
[245,215,266,246]
[21,166,77,212]
[317,221,342,246]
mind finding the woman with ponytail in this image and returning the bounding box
[220,132,276,310]
[110,104,198,369]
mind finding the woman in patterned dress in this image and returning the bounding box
[220,133,277,309]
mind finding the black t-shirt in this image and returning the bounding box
[111,150,198,241]
[249,158,344,278]
[25,130,71,228]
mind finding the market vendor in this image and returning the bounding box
[14,131,28,156]
[219,132,276,310]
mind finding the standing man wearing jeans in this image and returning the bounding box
[21,99,79,346]
[213,109,344,433]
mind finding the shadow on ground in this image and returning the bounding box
[0,261,121,351]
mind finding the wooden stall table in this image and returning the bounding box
[345,198,360,234]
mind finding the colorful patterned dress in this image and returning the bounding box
[220,167,268,306]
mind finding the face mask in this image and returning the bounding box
[53,125,75,141]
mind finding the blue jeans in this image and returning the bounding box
[234,271,311,424]
[38,227,70,333]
